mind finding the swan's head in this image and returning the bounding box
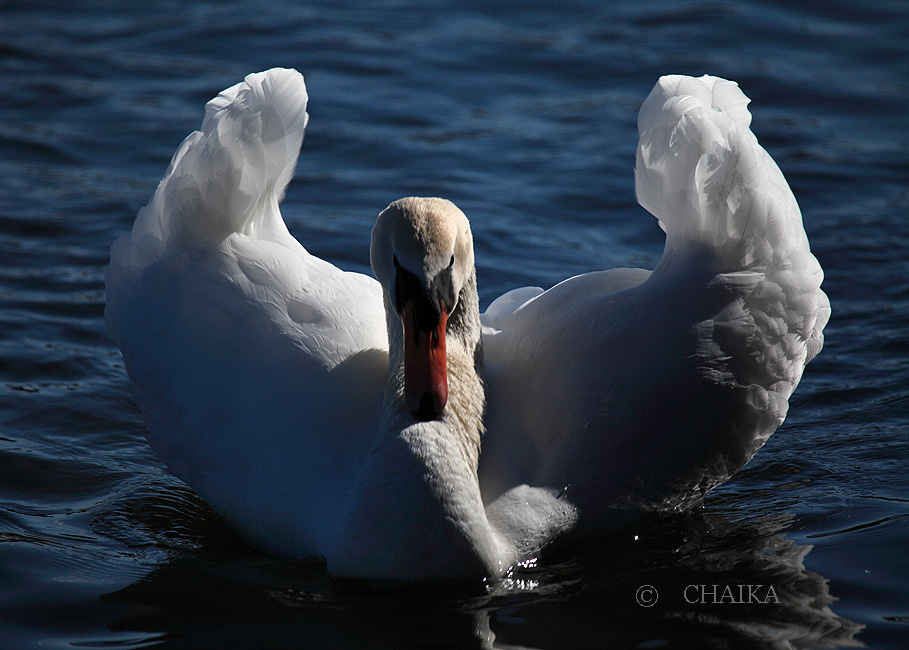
[371,197,475,421]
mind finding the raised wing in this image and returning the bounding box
[478,75,829,528]
[105,69,388,557]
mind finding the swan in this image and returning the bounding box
[105,68,829,581]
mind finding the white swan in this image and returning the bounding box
[105,69,829,581]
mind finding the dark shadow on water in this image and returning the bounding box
[100,510,863,649]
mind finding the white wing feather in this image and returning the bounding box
[105,69,388,557]
[479,75,829,526]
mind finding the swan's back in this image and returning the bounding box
[479,75,829,522]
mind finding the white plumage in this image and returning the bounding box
[105,69,829,580]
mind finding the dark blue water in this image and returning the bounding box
[1,1,907,647]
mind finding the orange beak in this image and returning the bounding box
[402,300,448,420]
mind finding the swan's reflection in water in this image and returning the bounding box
[102,512,861,649]
[486,513,862,649]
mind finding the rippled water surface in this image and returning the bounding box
[1,1,907,648]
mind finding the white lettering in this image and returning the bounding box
[682,583,780,605]
[745,584,761,603]
[684,584,700,603]
[719,585,736,603]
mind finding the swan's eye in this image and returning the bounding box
[448,255,455,269]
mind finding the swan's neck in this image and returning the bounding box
[329,271,505,580]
